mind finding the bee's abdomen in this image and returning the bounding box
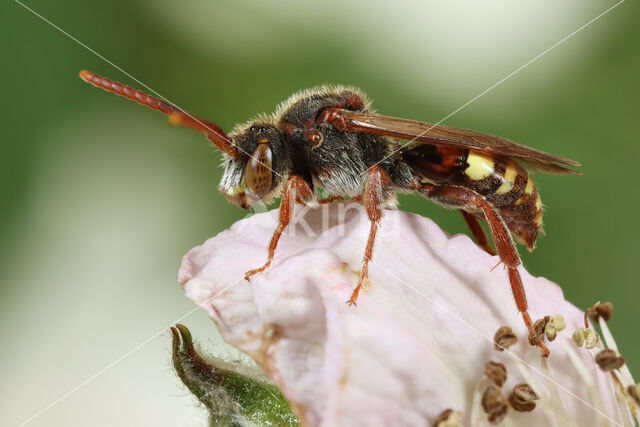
[459,150,543,250]
[405,145,543,249]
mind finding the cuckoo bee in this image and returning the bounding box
[79,70,581,356]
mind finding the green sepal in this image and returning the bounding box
[171,324,299,426]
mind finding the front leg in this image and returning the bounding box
[348,165,392,305]
[245,176,314,281]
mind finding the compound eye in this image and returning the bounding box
[245,143,273,199]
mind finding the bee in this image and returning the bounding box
[79,70,581,356]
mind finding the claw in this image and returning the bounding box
[527,329,551,358]
[347,285,362,307]
[534,339,551,358]
[245,262,270,282]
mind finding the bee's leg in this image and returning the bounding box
[423,184,550,357]
[244,176,314,281]
[348,166,391,306]
[317,196,344,204]
[317,195,362,204]
[461,210,496,256]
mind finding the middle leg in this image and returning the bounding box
[348,165,391,305]
[461,210,496,256]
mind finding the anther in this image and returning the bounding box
[544,314,566,341]
[595,349,625,371]
[586,301,613,325]
[572,327,600,348]
[433,408,463,427]
[628,384,640,406]
[485,361,507,387]
[529,316,549,346]
[482,385,509,424]
[508,383,539,412]
[584,329,600,349]
[494,326,518,351]
[572,329,585,347]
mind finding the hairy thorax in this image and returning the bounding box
[275,86,379,198]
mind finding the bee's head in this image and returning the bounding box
[219,121,288,209]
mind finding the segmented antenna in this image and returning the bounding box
[78,70,238,157]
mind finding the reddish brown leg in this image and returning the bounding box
[317,195,362,204]
[245,176,314,281]
[461,210,496,256]
[348,166,390,305]
[317,196,344,204]
[423,184,549,357]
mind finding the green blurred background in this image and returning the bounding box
[2,0,638,425]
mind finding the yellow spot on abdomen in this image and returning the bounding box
[495,162,518,194]
[524,178,534,195]
[535,194,542,210]
[534,210,544,227]
[514,177,535,206]
[465,151,494,180]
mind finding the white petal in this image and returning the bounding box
[180,204,622,426]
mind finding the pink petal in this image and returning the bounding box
[180,204,622,426]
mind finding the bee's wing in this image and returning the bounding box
[327,109,581,175]
[514,158,582,175]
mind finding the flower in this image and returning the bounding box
[179,203,634,426]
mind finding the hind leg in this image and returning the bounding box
[423,184,549,357]
[461,210,496,256]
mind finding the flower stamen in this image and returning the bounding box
[482,385,509,425]
[494,326,518,351]
[508,383,539,412]
[484,361,507,387]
